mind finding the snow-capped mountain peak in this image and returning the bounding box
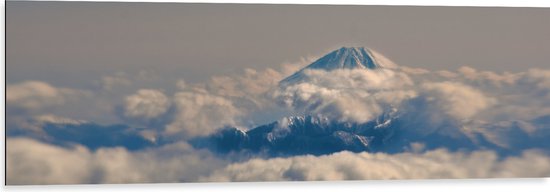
[280,47,397,85]
[307,47,395,70]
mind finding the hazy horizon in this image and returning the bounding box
[8,1,550,88]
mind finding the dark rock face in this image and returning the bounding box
[196,110,550,157]
[193,112,477,157]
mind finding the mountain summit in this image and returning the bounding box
[280,47,397,84]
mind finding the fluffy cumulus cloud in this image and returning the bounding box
[6,138,227,185]
[164,90,242,138]
[124,89,170,120]
[399,66,550,121]
[7,138,94,185]
[6,81,95,134]
[160,61,314,138]
[473,68,550,121]
[207,68,283,98]
[8,137,550,185]
[518,68,550,99]
[202,149,550,182]
[7,81,90,113]
[493,69,550,120]
[273,69,416,123]
[420,81,496,120]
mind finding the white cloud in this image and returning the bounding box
[458,66,478,80]
[207,68,282,97]
[455,66,521,88]
[446,68,550,121]
[6,138,227,185]
[421,81,496,120]
[7,138,94,185]
[7,81,90,113]
[10,137,549,185]
[273,69,415,123]
[202,149,550,182]
[92,142,226,183]
[165,91,242,138]
[124,89,170,120]
[518,68,550,99]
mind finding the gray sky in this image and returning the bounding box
[7,1,550,88]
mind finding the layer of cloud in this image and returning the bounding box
[165,91,242,138]
[7,138,94,185]
[420,81,496,120]
[8,137,550,185]
[6,81,98,136]
[6,52,550,185]
[6,138,226,185]
[399,66,550,121]
[202,149,550,182]
[8,66,550,148]
[160,61,312,137]
[273,69,415,123]
[7,81,90,113]
[124,89,171,120]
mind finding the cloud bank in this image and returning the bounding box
[7,81,90,113]
[7,138,226,185]
[273,69,415,123]
[8,138,549,185]
[202,149,550,182]
[165,90,242,138]
[6,50,550,184]
[123,89,171,120]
